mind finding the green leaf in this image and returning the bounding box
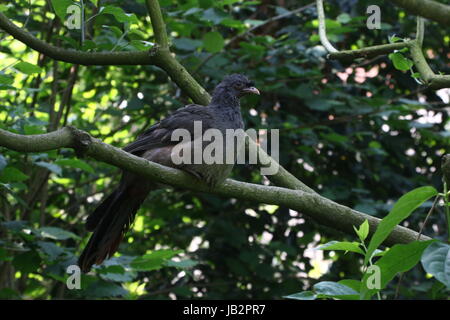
[369,141,382,149]
[100,6,138,24]
[306,99,334,111]
[201,8,227,24]
[360,240,434,299]
[55,35,80,49]
[321,132,349,143]
[81,40,97,51]
[199,0,213,8]
[172,38,202,51]
[37,241,67,261]
[0,74,14,86]
[388,35,403,43]
[55,158,94,174]
[103,25,123,38]
[338,279,361,292]
[364,186,437,265]
[37,226,80,240]
[354,219,369,242]
[131,250,183,271]
[388,52,413,71]
[128,29,147,39]
[336,13,351,24]
[203,31,225,53]
[85,280,128,298]
[421,242,450,288]
[314,281,359,299]
[98,265,137,282]
[35,161,62,175]
[239,42,265,59]
[129,40,153,51]
[220,18,245,29]
[0,167,29,183]
[284,291,317,300]
[0,247,12,262]
[314,281,359,296]
[15,62,42,75]
[165,258,198,269]
[50,0,74,21]
[316,241,365,255]
[12,251,41,274]
[24,124,46,135]
[0,5,8,12]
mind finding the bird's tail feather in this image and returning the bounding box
[78,186,147,273]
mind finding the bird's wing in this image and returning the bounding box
[123,104,215,156]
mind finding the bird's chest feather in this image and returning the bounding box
[215,107,244,130]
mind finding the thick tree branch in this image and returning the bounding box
[390,0,450,26]
[0,127,432,247]
[0,12,158,65]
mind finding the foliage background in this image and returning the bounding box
[0,0,449,299]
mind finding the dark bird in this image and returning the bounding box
[78,74,260,272]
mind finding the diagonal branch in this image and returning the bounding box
[0,127,432,247]
[0,12,158,66]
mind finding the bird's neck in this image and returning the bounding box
[210,87,243,126]
[211,87,240,109]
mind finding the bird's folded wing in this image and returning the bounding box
[123,104,215,156]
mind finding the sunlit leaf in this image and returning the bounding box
[361,240,434,299]
[0,167,29,183]
[15,62,42,75]
[55,158,94,174]
[50,0,74,21]
[316,241,365,255]
[365,186,438,265]
[131,250,183,271]
[203,31,225,53]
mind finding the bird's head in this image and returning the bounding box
[212,74,260,105]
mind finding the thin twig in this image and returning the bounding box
[316,0,338,53]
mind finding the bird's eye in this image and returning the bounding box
[234,82,244,89]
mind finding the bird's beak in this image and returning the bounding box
[242,87,260,95]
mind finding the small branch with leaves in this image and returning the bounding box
[315,0,450,89]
